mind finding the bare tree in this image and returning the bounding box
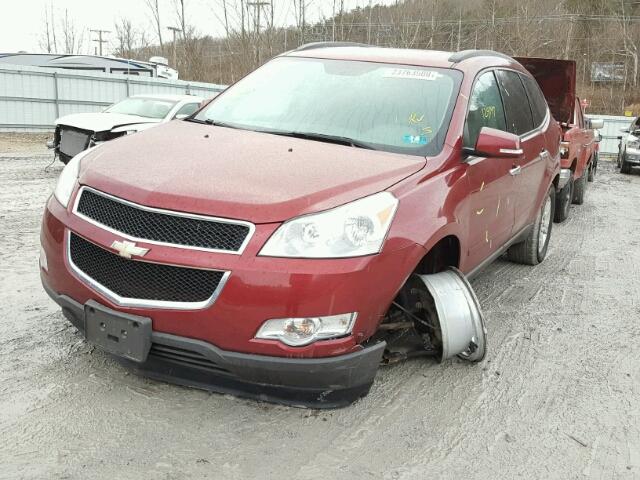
[619,0,639,87]
[113,18,150,58]
[39,4,54,53]
[38,2,59,53]
[174,0,187,37]
[145,0,165,54]
[61,9,85,54]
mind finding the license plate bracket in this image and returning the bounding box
[84,300,152,363]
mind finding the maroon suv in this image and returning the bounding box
[41,44,561,408]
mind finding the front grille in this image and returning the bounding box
[148,344,230,374]
[75,188,251,252]
[69,233,225,304]
[59,127,90,158]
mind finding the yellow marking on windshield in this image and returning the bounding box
[409,113,425,124]
[476,208,484,215]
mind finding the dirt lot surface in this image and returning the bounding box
[1,151,639,480]
[0,133,51,156]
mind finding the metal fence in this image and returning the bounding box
[587,114,634,157]
[0,64,226,132]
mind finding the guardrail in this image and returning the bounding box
[0,64,226,132]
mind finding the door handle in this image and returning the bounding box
[540,149,550,160]
[509,166,522,176]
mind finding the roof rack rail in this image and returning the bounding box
[294,42,372,52]
[449,49,513,63]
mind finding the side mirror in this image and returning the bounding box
[467,127,523,158]
[175,113,189,120]
[589,118,604,129]
[621,128,630,133]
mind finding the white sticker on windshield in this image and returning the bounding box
[383,68,442,81]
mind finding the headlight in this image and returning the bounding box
[255,313,357,346]
[627,136,640,149]
[259,192,398,258]
[53,147,95,208]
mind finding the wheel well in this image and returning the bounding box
[414,236,460,275]
[570,158,578,172]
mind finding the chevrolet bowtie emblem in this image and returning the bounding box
[111,240,149,259]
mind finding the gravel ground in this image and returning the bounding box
[0,133,51,156]
[0,151,638,480]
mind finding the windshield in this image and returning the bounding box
[105,97,177,119]
[194,57,462,156]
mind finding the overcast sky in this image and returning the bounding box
[0,0,379,54]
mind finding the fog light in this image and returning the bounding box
[39,246,48,272]
[255,313,357,346]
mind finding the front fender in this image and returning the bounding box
[387,160,467,257]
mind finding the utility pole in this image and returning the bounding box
[167,26,181,68]
[90,29,110,56]
[247,1,270,65]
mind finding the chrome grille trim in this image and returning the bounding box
[66,230,231,310]
[72,186,255,255]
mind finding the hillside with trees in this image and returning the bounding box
[41,0,640,114]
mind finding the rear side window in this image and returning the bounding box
[464,71,507,149]
[496,70,534,135]
[520,74,548,127]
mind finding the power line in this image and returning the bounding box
[167,26,181,68]
[90,29,110,56]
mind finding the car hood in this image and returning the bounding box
[79,121,426,224]
[56,112,162,132]
[514,57,576,124]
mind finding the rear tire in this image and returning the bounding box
[572,173,587,205]
[588,158,596,182]
[507,186,555,266]
[554,175,573,223]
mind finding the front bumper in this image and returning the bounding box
[624,152,640,165]
[42,279,386,408]
[40,191,425,406]
[41,195,423,358]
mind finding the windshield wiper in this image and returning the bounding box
[185,121,376,149]
[185,118,240,129]
[263,130,377,150]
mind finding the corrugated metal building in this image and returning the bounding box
[0,63,225,132]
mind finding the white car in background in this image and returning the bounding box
[49,94,203,163]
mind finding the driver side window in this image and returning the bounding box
[464,71,507,149]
